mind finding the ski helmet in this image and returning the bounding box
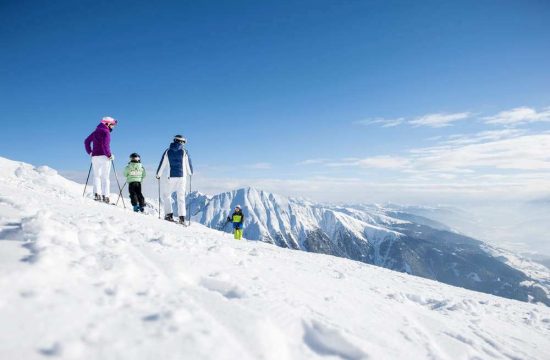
[101,116,118,126]
[174,135,187,144]
[129,153,140,161]
[235,205,242,210]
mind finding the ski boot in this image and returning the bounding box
[179,216,185,225]
[133,205,140,212]
[164,213,174,222]
[139,205,145,213]
[102,195,110,204]
[94,193,102,201]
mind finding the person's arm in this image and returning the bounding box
[141,165,146,180]
[123,165,129,178]
[104,130,112,158]
[84,133,93,155]
[185,150,194,176]
[156,150,169,178]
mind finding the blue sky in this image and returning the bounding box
[1,0,550,204]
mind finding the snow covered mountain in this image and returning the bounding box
[1,156,550,359]
[189,187,550,305]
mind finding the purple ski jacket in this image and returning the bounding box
[84,123,112,158]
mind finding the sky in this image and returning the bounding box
[1,0,550,209]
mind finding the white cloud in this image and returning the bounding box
[409,112,471,128]
[245,162,272,170]
[357,156,410,169]
[412,133,550,171]
[356,105,550,129]
[325,156,409,169]
[289,131,550,203]
[483,107,550,126]
[322,132,550,172]
[437,129,527,146]
[324,131,550,173]
[355,118,405,128]
[297,159,329,165]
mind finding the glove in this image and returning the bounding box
[227,217,231,222]
[109,154,115,161]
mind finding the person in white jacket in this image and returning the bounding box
[156,135,193,223]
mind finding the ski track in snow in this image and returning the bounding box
[0,157,549,360]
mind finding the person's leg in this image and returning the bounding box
[128,182,139,212]
[162,178,175,216]
[102,157,111,198]
[128,182,138,207]
[91,156,102,196]
[234,228,243,240]
[175,177,187,217]
[136,182,146,209]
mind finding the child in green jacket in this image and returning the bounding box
[123,153,146,212]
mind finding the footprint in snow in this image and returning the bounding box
[142,313,161,322]
[142,311,172,322]
[0,222,23,241]
[200,277,246,299]
[20,290,36,298]
[302,320,368,360]
[38,342,62,357]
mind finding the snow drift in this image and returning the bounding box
[0,156,549,360]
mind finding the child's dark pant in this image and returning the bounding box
[128,182,145,207]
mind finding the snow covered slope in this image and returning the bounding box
[1,156,550,360]
[189,188,550,305]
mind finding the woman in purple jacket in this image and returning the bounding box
[84,116,117,203]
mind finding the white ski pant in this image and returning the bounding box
[162,177,187,217]
[92,155,111,196]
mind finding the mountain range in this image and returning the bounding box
[188,187,550,305]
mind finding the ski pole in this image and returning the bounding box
[187,175,192,226]
[219,219,230,231]
[115,182,127,206]
[83,163,92,197]
[217,212,229,230]
[157,178,161,219]
[111,160,126,209]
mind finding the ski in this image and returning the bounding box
[90,197,117,206]
[164,219,188,227]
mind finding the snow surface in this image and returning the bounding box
[1,156,549,360]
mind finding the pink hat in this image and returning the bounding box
[101,116,118,125]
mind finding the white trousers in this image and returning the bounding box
[92,155,111,196]
[162,177,187,216]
